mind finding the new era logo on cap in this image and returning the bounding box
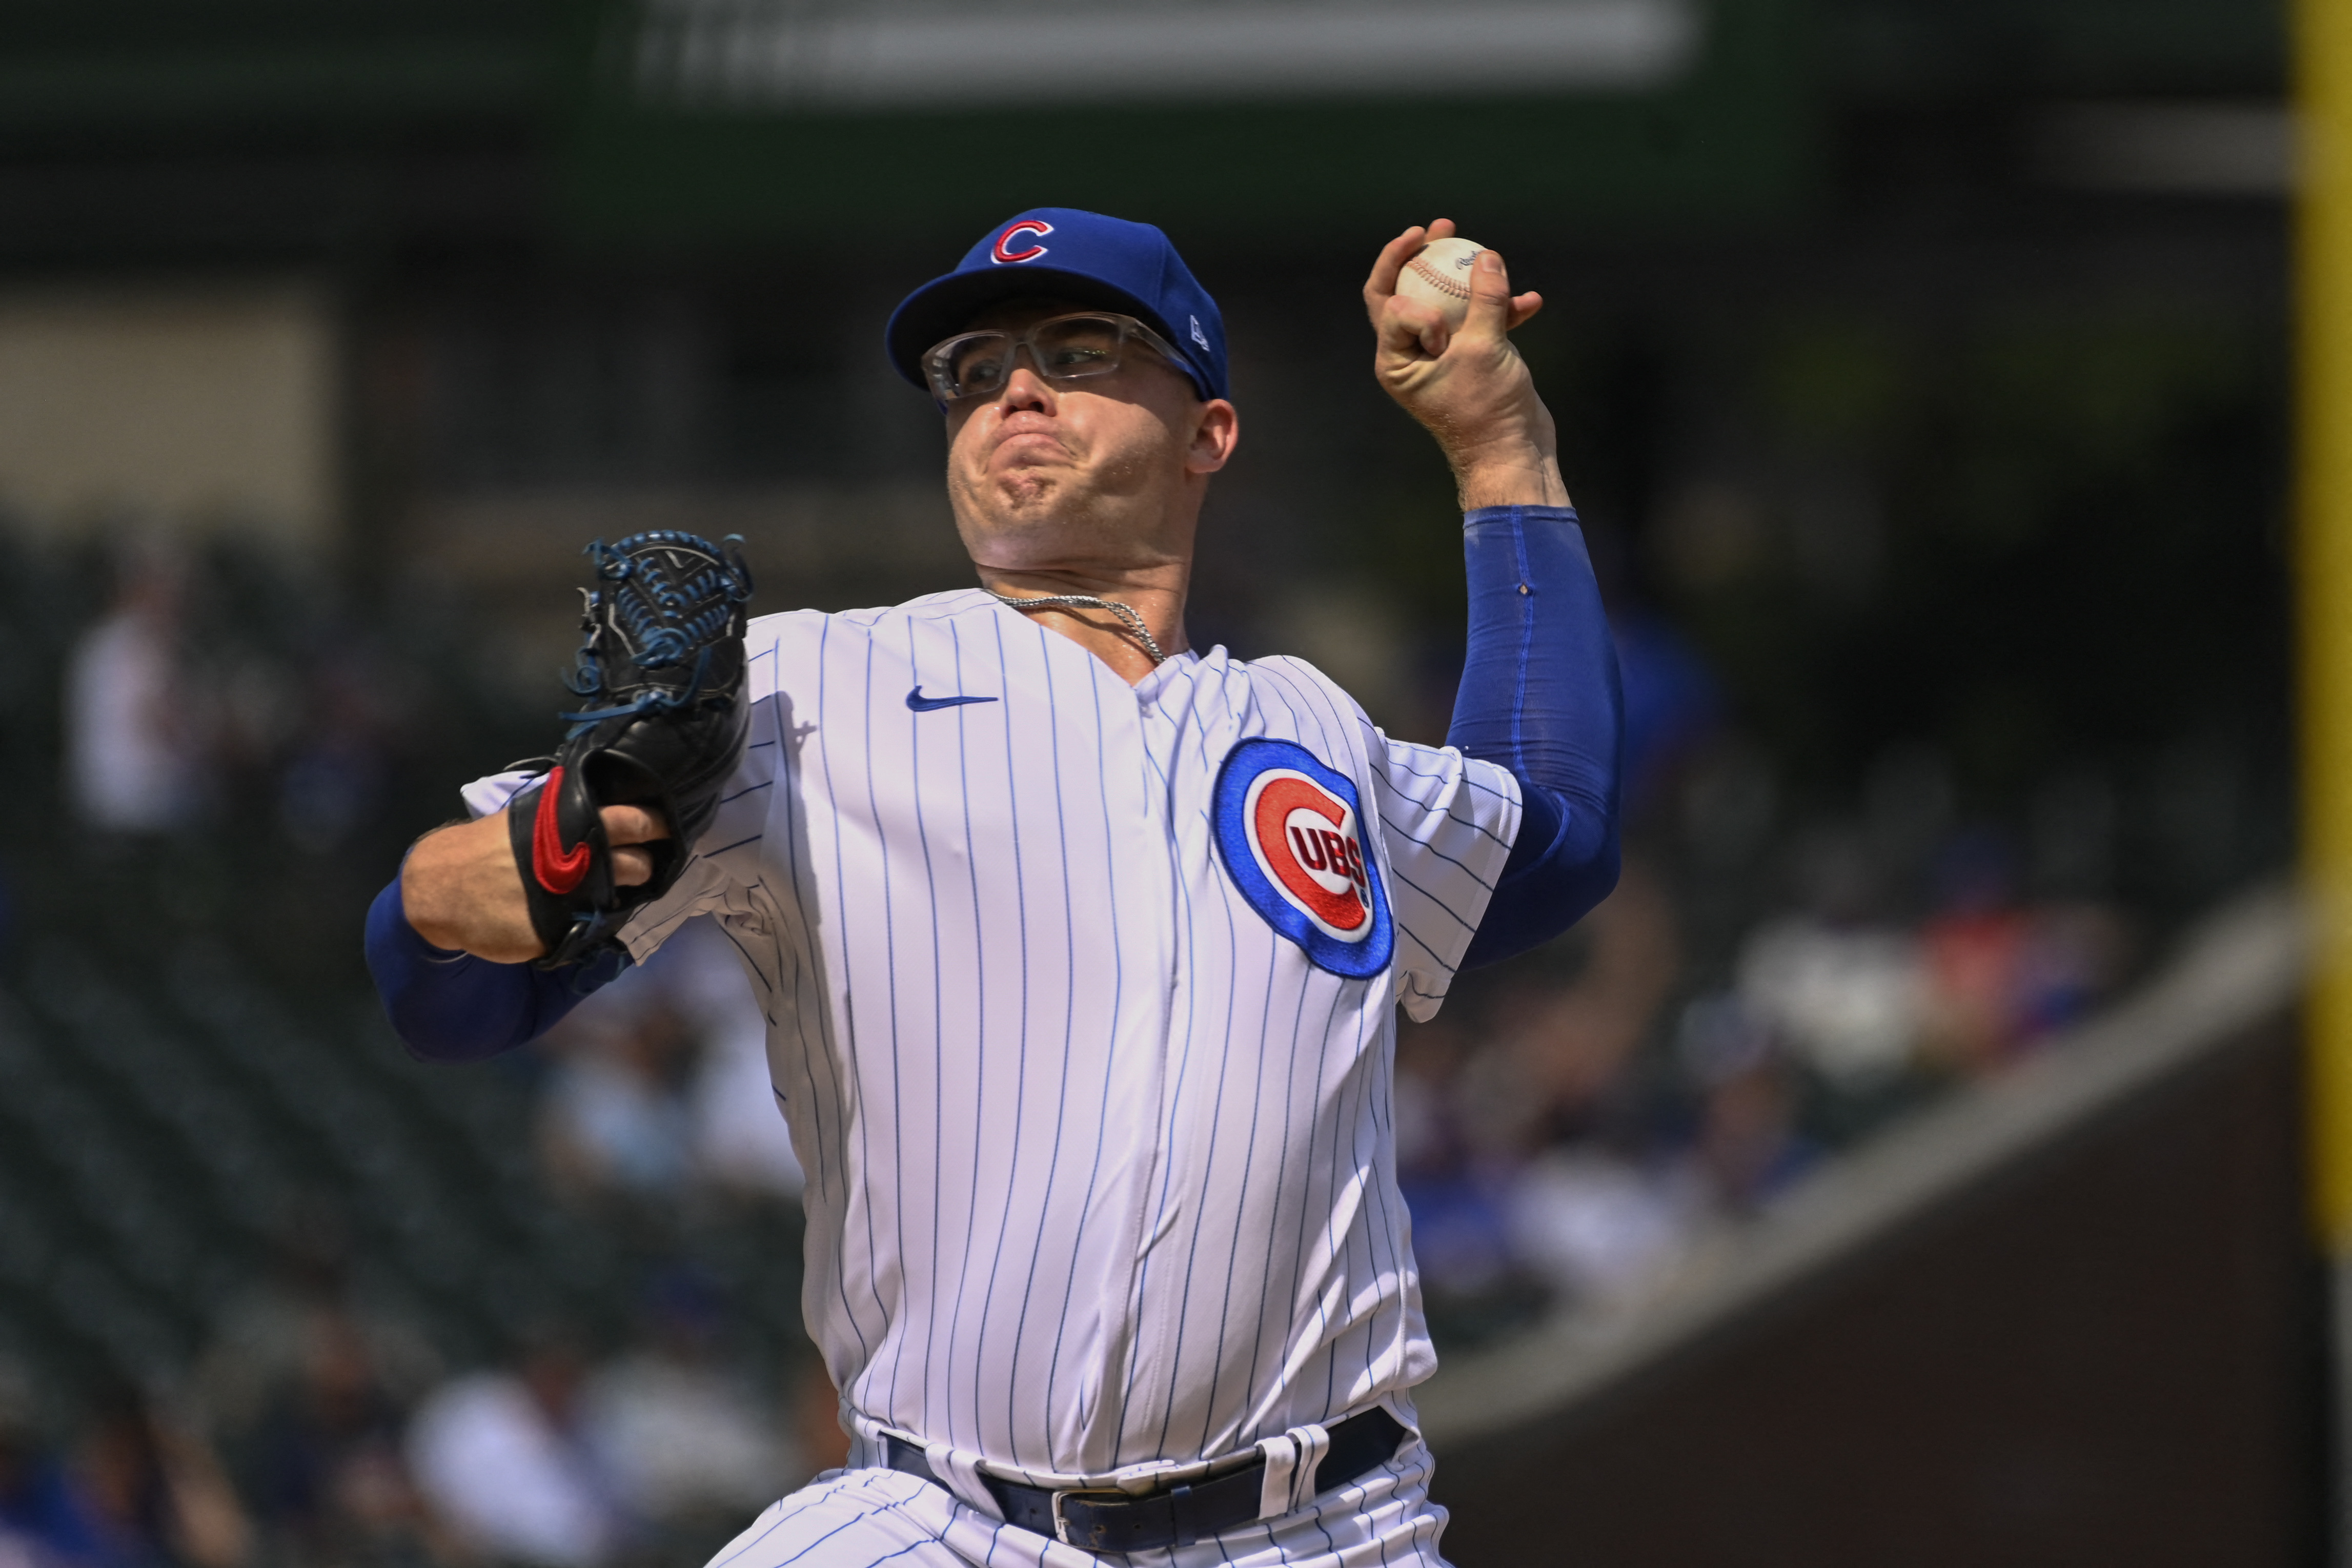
[885,208,1230,402]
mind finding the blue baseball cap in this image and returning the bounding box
[885,208,1228,402]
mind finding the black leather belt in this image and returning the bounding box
[883,1406,1406,1554]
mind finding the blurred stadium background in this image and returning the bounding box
[0,0,2317,1564]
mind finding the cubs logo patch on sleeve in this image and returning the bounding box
[1211,737,1394,979]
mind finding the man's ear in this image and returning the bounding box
[1187,398,1240,476]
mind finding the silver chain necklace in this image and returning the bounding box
[988,590,1168,665]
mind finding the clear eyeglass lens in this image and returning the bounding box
[1032,317,1124,377]
[944,334,1015,396]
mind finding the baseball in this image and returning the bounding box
[1395,237,1486,328]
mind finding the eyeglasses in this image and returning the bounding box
[921,311,1186,404]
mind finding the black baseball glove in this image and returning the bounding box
[507,530,755,968]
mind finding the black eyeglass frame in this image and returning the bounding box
[920,311,1190,406]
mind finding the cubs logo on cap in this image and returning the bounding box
[1211,738,1393,979]
[991,220,1053,264]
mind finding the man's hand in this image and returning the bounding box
[1365,219,1570,510]
[401,804,670,964]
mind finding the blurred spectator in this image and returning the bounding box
[0,1382,251,1568]
[1736,915,1925,1087]
[2009,905,2128,1037]
[278,652,399,856]
[1401,610,1721,1315]
[1734,820,1923,1086]
[405,1337,625,1568]
[657,923,804,1202]
[1675,993,1815,1209]
[64,547,211,833]
[1694,1053,1811,1213]
[1611,608,1722,820]
[0,1363,67,1568]
[1919,830,2032,1074]
[1481,861,1682,1127]
[1445,862,1696,1312]
[1919,829,2130,1075]
[195,1202,440,1440]
[580,1274,792,1527]
[539,999,700,1202]
[1504,1150,1696,1307]
[541,921,804,1205]
[1393,1015,1517,1304]
[240,1308,443,1568]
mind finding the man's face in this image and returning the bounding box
[941,297,1233,567]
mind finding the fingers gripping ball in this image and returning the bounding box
[508,531,756,967]
[1394,237,1485,330]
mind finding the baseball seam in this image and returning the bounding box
[1406,256,1473,301]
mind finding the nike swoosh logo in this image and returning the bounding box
[906,687,999,712]
[532,766,593,893]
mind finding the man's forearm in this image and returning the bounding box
[364,875,619,1060]
[401,812,546,962]
[1447,504,1623,967]
[370,796,673,1054]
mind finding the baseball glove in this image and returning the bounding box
[507,530,755,968]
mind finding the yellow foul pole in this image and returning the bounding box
[2303,0,2352,1253]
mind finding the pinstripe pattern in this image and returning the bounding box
[614,589,1517,1490]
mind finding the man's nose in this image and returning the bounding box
[997,360,1057,414]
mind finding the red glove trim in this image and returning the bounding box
[532,767,593,893]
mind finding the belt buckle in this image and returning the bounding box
[1048,1487,1126,1549]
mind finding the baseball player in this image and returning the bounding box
[366,210,1621,1567]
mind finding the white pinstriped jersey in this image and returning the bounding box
[607,587,1519,1486]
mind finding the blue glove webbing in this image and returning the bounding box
[364,874,624,1062]
[1448,505,1624,968]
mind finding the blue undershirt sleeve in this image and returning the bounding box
[364,874,625,1062]
[1447,505,1624,968]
